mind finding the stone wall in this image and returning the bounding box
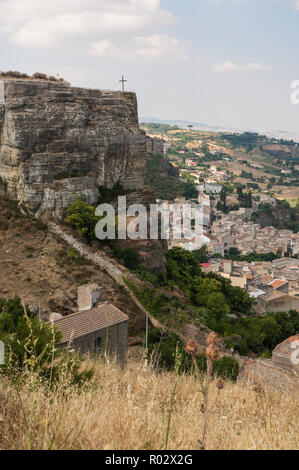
[260,293,299,313]
[0,79,147,218]
[61,321,128,364]
[48,222,165,336]
[48,222,125,283]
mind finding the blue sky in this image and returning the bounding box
[1,0,299,132]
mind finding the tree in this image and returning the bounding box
[183,181,198,199]
[213,356,239,381]
[65,198,100,242]
[206,292,230,322]
[166,247,202,287]
[259,317,282,350]
[228,247,241,257]
[193,245,208,263]
[112,246,139,270]
[220,189,227,205]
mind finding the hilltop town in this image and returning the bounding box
[142,123,299,317]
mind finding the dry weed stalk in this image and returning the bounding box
[164,345,182,450]
[185,332,223,450]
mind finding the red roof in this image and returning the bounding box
[200,263,211,268]
[269,279,288,289]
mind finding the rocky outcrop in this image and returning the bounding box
[146,136,165,156]
[0,78,147,218]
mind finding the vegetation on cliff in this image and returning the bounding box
[65,199,101,242]
[251,199,299,233]
[146,154,198,200]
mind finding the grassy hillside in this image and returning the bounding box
[0,196,146,335]
[0,359,298,450]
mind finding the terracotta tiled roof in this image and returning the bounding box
[53,302,129,344]
[274,335,299,355]
[260,274,273,284]
[269,279,288,289]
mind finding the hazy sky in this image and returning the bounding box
[1,0,299,132]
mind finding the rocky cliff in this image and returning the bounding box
[146,135,165,156]
[0,78,147,218]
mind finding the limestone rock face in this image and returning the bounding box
[0,79,147,218]
[146,136,165,156]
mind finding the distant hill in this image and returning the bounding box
[140,116,235,133]
[140,117,299,143]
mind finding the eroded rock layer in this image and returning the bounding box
[0,79,147,218]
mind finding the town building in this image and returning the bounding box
[204,181,222,195]
[53,284,129,363]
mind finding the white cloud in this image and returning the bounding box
[0,0,181,60]
[134,34,180,58]
[90,40,114,57]
[89,33,186,61]
[212,60,270,72]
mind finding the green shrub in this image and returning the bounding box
[147,329,193,372]
[135,264,159,285]
[55,169,88,180]
[147,329,239,380]
[98,182,133,203]
[213,356,239,382]
[65,198,100,242]
[112,246,139,270]
[0,296,93,387]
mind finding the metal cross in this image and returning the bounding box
[119,75,127,93]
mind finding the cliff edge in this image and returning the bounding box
[0,78,147,218]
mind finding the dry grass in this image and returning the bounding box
[0,358,298,450]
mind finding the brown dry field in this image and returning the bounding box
[208,159,298,198]
[0,359,298,450]
[276,187,299,201]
